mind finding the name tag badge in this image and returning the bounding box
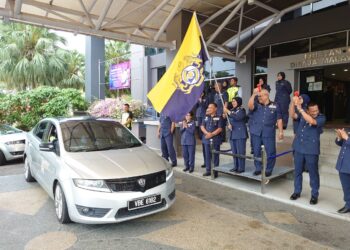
[213,117,220,121]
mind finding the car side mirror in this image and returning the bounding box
[39,142,55,152]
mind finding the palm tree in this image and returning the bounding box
[0,22,68,90]
[61,50,85,89]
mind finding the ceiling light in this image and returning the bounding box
[248,0,255,5]
[344,69,349,72]
[331,73,335,76]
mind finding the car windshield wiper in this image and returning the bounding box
[96,146,118,151]
[126,143,141,148]
[69,147,96,152]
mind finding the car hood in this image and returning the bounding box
[64,145,169,179]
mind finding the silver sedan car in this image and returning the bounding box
[0,124,26,165]
[24,117,175,224]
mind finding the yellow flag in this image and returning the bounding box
[147,12,209,122]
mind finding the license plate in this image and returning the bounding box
[128,194,161,210]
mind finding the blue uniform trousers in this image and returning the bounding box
[182,145,195,171]
[203,143,220,173]
[161,135,177,164]
[197,117,206,163]
[251,135,276,173]
[230,139,246,171]
[294,151,320,197]
[339,172,350,209]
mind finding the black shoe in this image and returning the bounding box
[201,164,206,168]
[290,193,300,200]
[310,196,318,205]
[337,206,350,214]
[253,171,261,176]
[203,172,211,177]
[265,172,272,177]
[189,169,194,173]
[229,168,237,172]
[183,168,189,172]
[171,162,177,167]
[236,169,245,173]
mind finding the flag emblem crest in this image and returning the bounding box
[176,55,204,94]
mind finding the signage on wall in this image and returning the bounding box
[290,47,350,69]
[109,61,131,90]
[308,81,323,92]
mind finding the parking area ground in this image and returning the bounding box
[1,162,350,250]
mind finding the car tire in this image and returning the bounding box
[54,183,71,224]
[24,157,35,182]
[0,150,6,166]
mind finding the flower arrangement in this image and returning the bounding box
[88,95,146,120]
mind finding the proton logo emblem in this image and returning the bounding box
[137,178,146,187]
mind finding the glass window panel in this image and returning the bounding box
[271,39,309,58]
[254,46,270,74]
[311,32,347,52]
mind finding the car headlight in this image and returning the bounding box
[166,165,173,178]
[5,140,25,145]
[73,179,111,192]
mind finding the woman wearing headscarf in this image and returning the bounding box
[275,72,293,129]
[224,97,248,173]
[257,78,271,93]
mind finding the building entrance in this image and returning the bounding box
[299,64,350,126]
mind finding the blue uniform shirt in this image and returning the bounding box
[293,114,326,155]
[180,121,196,145]
[195,97,208,119]
[201,115,223,144]
[249,99,282,138]
[228,107,248,140]
[335,130,350,174]
[159,114,172,137]
[274,79,292,107]
[214,92,228,116]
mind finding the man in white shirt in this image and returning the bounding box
[121,103,133,130]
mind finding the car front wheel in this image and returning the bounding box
[54,183,71,224]
[24,157,35,182]
[0,150,6,166]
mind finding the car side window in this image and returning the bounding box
[34,122,48,140]
[46,124,58,143]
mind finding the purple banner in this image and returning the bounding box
[109,61,131,90]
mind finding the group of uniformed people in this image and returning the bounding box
[157,72,350,214]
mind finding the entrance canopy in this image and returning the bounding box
[0,0,318,61]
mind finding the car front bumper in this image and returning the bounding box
[62,171,176,224]
[2,144,25,161]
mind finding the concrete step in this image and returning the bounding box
[319,165,338,175]
[303,171,342,190]
[319,156,338,166]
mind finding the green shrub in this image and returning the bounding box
[0,86,88,130]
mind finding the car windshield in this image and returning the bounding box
[60,120,142,152]
[0,125,22,135]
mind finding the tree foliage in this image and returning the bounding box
[0,86,88,130]
[0,22,84,90]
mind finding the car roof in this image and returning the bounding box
[43,116,118,124]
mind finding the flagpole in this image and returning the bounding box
[194,12,231,128]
